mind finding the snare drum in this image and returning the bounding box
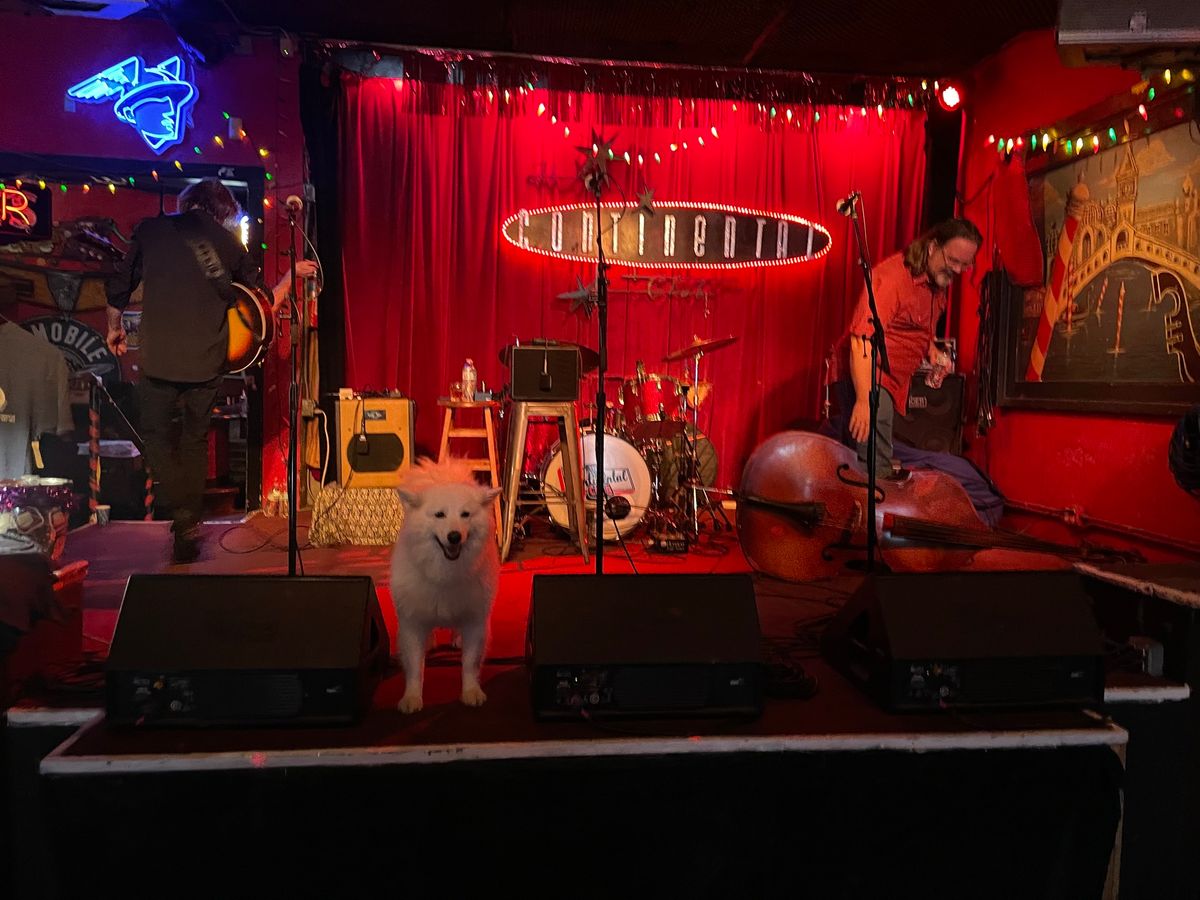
[619,374,685,440]
[541,431,650,542]
[0,476,73,559]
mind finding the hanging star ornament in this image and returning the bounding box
[576,129,619,194]
[557,276,598,318]
[637,187,656,216]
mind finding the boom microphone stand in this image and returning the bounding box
[839,191,890,571]
[284,195,303,576]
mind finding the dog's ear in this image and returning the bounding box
[397,488,422,510]
[479,487,502,508]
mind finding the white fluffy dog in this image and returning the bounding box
[391,458,501,713]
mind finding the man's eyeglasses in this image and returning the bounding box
[937,244,974,272]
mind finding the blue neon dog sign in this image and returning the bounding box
[67,55,198,154]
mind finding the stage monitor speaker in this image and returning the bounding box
[894,373,965,455]
[510,345,580,401]
[528,573,763,719]
[106,575,387,726]
[335,396,415,488]
[822,571,1105,712]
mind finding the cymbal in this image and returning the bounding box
[498,339,601,372]
[663,335,738,362]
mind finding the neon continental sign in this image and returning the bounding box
[502,201,831,269]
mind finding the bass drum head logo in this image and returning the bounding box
[21,315,121,383]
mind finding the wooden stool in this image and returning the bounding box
[437,399,502,540]
[501,400,589,563]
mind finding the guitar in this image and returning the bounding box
[225,282,276,373]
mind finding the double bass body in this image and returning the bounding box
[736,431,991,581]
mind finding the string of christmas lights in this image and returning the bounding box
[1,107,285,251]
[986,68,1195,163]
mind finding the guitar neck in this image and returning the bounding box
[885,514,1085,559]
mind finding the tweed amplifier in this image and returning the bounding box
[335,396,415,488]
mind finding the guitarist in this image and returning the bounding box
[105,178,316,563]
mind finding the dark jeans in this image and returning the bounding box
[138,374,222,534]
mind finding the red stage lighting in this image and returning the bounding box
[938,84,962,112]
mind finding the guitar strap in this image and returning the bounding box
[173,216,238,308]
[174,218,262,346]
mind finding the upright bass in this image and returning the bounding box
[737,431,1133,581]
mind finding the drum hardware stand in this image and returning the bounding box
[675,349,732,542]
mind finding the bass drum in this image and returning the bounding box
[541,431,651,542]
[658,426,718,502]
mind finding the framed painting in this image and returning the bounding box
[998,87,1200,415]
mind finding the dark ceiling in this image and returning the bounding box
[215,0,1059,77]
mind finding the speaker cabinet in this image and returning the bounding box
[822,571,1105,712]
[510,345,581,401]
[106,575,387,726]
[894,373,965,455]
[528,574,762,719]
[335,397,415,488]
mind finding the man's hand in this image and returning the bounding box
[849,398,871,443]
[106,327,128,356]
[271,260,320,311]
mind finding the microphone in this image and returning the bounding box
[285,195,303,213]
[836,191,861,217]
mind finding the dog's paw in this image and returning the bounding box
[460,685,487,707]
[397,694,424,714]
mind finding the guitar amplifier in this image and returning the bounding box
[335,396,415,488]
[509,345,581,401]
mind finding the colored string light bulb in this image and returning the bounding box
[1108,127,1117,142]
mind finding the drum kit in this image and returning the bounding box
[504,334,738,546]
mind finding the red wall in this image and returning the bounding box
[0,11,306,499]
[958,29,1200,559]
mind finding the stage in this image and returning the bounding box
[4,515,1175,898]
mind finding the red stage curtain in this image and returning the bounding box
[339,77,927,486]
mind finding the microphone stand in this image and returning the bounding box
[590,175,608,576]
[285,204,302,576]
[842,193,890,571]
